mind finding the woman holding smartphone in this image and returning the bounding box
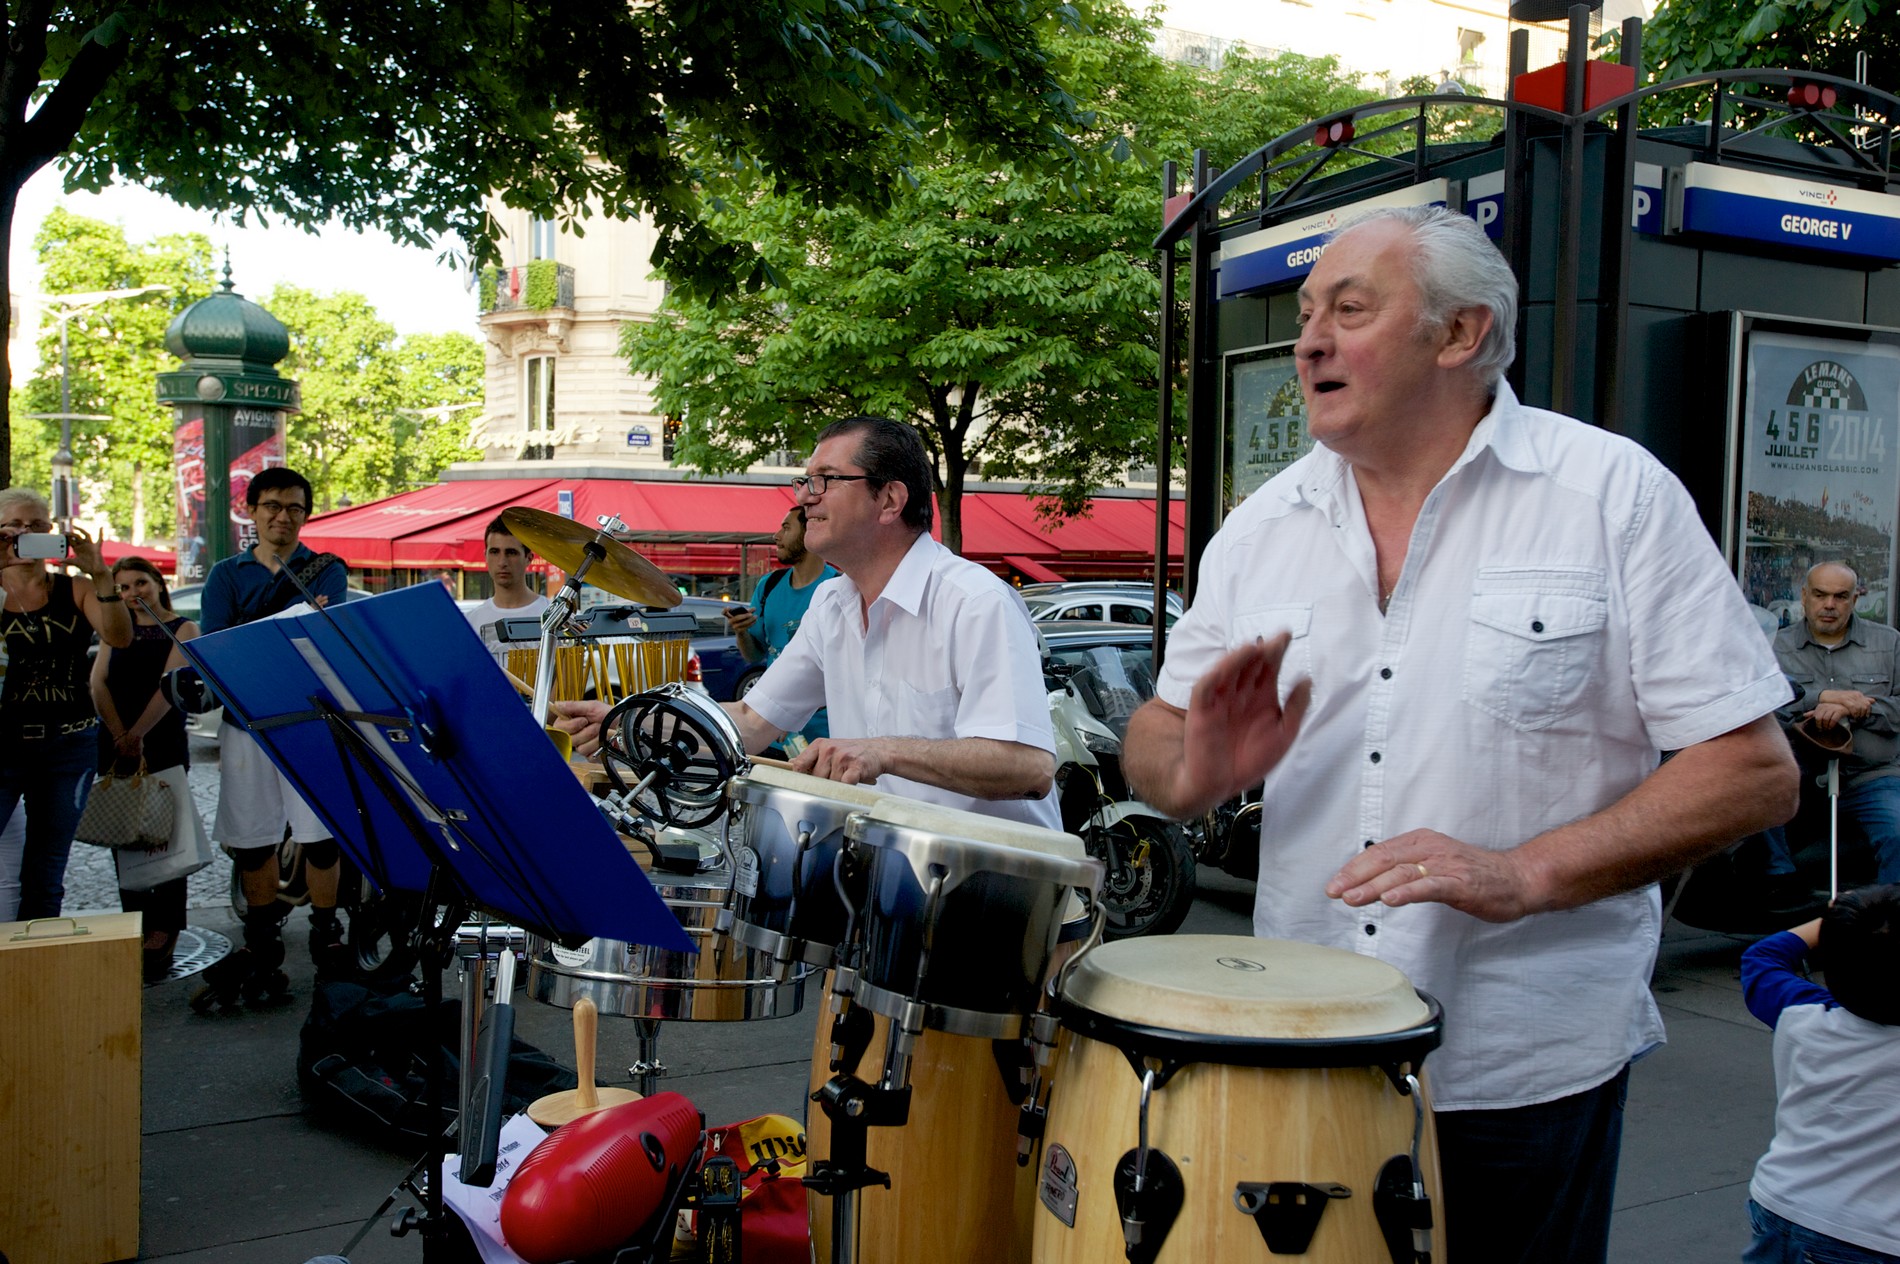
[0,487,132,918]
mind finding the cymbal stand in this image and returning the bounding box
[529,512,628,729]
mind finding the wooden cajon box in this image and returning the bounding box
[0,912,142,1264]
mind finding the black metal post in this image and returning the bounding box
[1182,149,1219,603]
[1603,16,1644,433]
[1551,4,1592,417]
[1154,160,1179,674]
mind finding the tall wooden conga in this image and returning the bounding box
[1032,934,1445,1263]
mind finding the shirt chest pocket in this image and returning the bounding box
[1234,604,1314,709]
[1462,573,1608,732]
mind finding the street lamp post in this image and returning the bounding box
[25,285,170,532]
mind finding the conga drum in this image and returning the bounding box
[808,797,1103,1264]
[722,764,886,973]
[1033,935,1445,1263]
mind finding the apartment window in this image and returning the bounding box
[530,216,557,261]
[523,355,556,459]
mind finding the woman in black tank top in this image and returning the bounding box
[90,557,200,981]
[0,488,134,919]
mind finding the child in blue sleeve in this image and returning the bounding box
[1740,883,1900,1263]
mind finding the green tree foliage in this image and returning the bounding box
[14,207,215,543]
[13,210,482,538]
[0,0,1092,484]
[625,6,1373,551]
[267,287,483,512]
[1645,0,1895,84]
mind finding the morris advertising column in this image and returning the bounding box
[154,267,300,582]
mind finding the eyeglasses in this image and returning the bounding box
[790,473,871,497]
[253,501,309,519]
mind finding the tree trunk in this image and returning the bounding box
[0,177,17,489]
[131,460,146,542]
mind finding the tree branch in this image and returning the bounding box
[14,12,130,175]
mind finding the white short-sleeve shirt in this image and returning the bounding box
[1158,383,1789,1110]
[745,532,1060,829]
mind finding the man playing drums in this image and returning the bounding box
[1122,206,1799,1264]
[557,415,1058,828]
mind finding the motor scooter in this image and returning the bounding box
[1046,660,1196,938]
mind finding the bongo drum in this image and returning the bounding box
[807,799,1102,1264]
[1033,935,1444,1264]
[722,764,886,973]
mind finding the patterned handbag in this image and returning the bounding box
[75,759,177,848]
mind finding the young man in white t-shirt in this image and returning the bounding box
[463,514,550,666]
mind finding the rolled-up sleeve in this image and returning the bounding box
[1621,466,1791,751]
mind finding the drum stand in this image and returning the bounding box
[804,981,915,1264]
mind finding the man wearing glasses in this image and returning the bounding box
[194,467,350,1009]
[558,416,1058,826]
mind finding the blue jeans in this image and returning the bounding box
[1433,1066,1629,1264]
[1763,774,1900,884]
[0,728,98,919]
[1746,1200,1900,1263]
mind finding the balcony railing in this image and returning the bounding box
[479,261,575,315]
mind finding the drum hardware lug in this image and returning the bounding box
[1015,1086,1049,1168]
[1028,1008,1063,1069]
[991,1036,1035,1106]
[1233,1181,1352,1255]
[1111,1146,1183,1264]
[1374,1154,1435,1264]
[828,1000,875,1075]
[1381,1060,1422,1095]
[1116,1045,1186,1092]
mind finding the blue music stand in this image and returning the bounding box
[184,582,697,1259]
[186,582,691,952]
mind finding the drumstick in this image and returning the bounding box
[503,668,535,699]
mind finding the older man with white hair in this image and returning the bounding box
[1124,205,1799,1264]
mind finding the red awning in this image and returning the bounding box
[299,476,1182,580]
[100,540,177,574]
[302,479,558,567]
[1002,554,1065,582]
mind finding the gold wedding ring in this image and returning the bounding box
[1414,862,1430,879]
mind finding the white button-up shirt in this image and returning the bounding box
[746,532,1061,829]
[1158,383,1789,1110]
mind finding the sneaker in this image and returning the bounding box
[309,910,351,979]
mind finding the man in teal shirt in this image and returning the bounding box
[726,507,837,752]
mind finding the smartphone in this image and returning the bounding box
[15,532,68,560]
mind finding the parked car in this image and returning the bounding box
[167,581,374,624]
[1022,581,1182,629]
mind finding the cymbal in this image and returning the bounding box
[500,506,680,608]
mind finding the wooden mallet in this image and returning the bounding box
[526,996,641,1128]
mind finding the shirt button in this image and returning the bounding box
[1531,620,1545,633]
[1379,667,1392,680]
[1369,751,1382,764]
[1364,923,1378,936]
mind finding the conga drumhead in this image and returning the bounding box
[732,762,886,807]
[1062,934,1430,1041]
[864,794,1089,861]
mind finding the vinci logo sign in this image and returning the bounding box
[1216,180,1450,298]
[1680,162,1900,263]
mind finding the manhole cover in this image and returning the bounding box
[164,926,231,982]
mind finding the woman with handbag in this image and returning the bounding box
[88,556,200,982]
[0,487,132,920]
